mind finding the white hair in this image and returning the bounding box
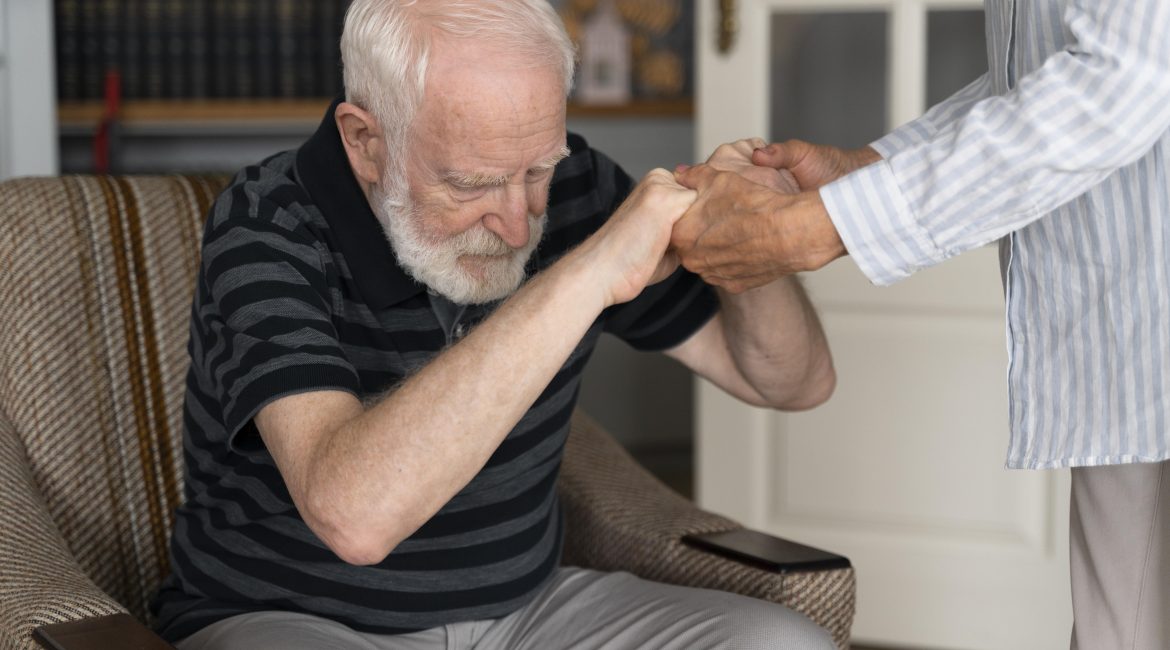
[341,0,577,196]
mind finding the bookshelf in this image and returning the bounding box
[52,0,694,143]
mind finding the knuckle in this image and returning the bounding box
[712,143,737,160]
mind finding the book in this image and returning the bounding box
[142,0,165,99]
[276,0,298,97]
[163,0,186,98]
[231,1,256,97]
[80,0,103,99]
[209,0,233,98]
[54,0,355,103]
[319,0,347,98]
[254,0,276,97]
[121,0,143,99]
[187,0,209,98]
[55,0,82,101]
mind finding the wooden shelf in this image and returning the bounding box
[57,97,693,130]
[57,99,333,128]
[568,98,693,118]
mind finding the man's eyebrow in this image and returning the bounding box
[442,146,571,187]
[531,145,572,172]
[443,170,510,188]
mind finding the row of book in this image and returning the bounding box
[55,0,351,102]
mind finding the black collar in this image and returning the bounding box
[294,98,425,309]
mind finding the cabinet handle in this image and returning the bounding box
[718,0,737,54]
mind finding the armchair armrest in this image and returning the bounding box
[0,414,134,650]
[558,411,855,648]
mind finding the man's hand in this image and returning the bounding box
[752,139,880,190]
[573,168,696,306]
[661,138,839,410]
[668,138,881,292]
[671,164,845,292]
[703,137,800,192]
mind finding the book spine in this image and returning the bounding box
[232,1,256,98]
[55,0,82,102]
[120,0,142,99]
[142,0,165,99]
[210,0,232,98]
[80,0,102,99]
[254,0,276,98]
[100,0,121,96]
[276,0,297,98]
[297,0,320,97]
[164,0,186,98]
[319,0,345,98]
[187,0,209,99]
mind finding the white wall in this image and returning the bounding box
[0,0,58,180]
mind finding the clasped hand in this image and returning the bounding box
[667,138,880,293]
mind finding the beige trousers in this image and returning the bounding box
[1070,460,1170,650]
[174,567,835,650]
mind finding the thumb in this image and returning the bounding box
[674,163,719,190]
[752,142,798,169]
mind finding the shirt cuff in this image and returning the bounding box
[819,160,943,286]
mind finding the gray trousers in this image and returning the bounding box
[174,567,835,650]
[1070,460,1170,650]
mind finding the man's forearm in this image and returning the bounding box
[303,253,607,563]
[260,169,692,565]
[717,276,835,410]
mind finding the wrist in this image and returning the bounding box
[796,191,846,270]
[549,242,616,311]
[851,146,883,171]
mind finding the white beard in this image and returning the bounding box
[370,178,546,305]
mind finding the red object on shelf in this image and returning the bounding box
[94,71,122,174]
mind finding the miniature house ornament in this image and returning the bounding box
[577,0,632,105]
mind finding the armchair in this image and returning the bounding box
[0,175,855,649]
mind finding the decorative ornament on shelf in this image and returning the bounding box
[616,0,680,36]
[576,0,633,105]
[558,0,689,104]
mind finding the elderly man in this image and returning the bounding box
[150,1,836,649]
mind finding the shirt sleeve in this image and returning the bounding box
[821,0,1170,286]
[871,73,993,157]
[197,195,361,451]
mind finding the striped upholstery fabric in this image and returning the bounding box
[0,175,855,649]
[0,175,226,649]
[560,412,856,647]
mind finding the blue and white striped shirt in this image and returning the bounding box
[820,0,1170,469]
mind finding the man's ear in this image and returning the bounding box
[335,102,386,187]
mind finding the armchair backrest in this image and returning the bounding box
[0,175,228,621]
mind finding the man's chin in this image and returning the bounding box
[423,255,527,304]
[432,279,522,305]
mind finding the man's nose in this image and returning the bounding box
[485,186,530,249]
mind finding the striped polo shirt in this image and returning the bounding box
[151,101,717,640]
